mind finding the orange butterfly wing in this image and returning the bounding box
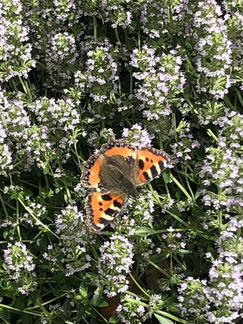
[86,192,126,231]
[81,141,136,190]
[136,148,170,184]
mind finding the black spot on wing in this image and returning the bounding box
[150,165,158,178]
[113,199,122,208]
[143,171,150,181]
[158,160,164,170]
[101,194,112,201]
[104,208,116,216]
[138,159,145,170]
[99,218,110,225]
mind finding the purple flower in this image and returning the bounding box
[98,234,134,297]
[131,46,185,120]
[4,242,37,295]
[0,0,35,81]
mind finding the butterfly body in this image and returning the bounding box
[81,140,170,232]
[100,155,137,196]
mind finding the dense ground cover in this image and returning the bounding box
[0,0,243,323]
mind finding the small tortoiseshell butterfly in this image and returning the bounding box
[81,140,170,232]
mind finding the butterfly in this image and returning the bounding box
[81,140,170,232]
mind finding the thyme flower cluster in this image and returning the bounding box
[98,234,134,297]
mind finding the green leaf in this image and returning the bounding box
[79,285,88,298]
[92,287,108,307]
[135,226,157,237]
[97,300,109,308]
[109,316,119,323]
[162,171,172,184]
[154,314,174,324]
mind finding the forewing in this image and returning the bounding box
[135,148,170,185]
[81,139,136,190]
